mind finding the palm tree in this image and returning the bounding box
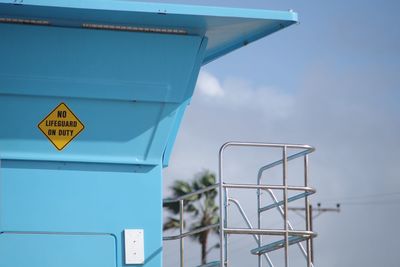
[163,170,220,265]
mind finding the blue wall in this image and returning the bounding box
[0,22,207,267]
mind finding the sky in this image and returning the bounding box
[158,1,400,266]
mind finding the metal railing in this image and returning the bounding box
[163,183,220,267]
[163,141,317,267]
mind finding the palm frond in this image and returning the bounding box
[163,217,181,231]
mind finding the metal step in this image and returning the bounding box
[259,192,313,213]
[251,236,308,255]
[196,261,221,267]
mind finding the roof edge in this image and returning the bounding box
[0,0,298,22]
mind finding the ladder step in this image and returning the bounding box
[250,236,308,255]
[259,192,313,213]
[196,261,220,267]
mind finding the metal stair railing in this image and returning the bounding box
[163,183,220,267]
[163,141,317,267]
[260,189,315,267]
[227,197,275,267]
[218,183,315,267]
[219,142,316,267]
[255,144,315,267]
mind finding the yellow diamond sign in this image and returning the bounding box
[38,103,85,150]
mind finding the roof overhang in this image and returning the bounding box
[0,0,298,64]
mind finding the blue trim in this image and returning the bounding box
[0,1,298,65]
[0,0,298,21]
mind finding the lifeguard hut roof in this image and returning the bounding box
[0,0,298,64]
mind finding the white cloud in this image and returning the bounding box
[196,71,294,119]
[216,77,294,119]
[196,70,225,97]
[165,72,295,183]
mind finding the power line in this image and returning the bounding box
[318,191,400,202]
[289,203,341,219]
[340,199,400,206]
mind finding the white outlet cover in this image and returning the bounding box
[124,229,145,264]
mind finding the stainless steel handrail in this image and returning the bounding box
[163,223,219,241]
[164,141,317,267]
[257,147,315,174]
[263,188,315,267]
[223,183,315,192]
[256,143,315,267]
[228,197,275,267]
[163,184,220,204]
[220,141,316,267]
[163,182,220,267]
[223,228,315,237]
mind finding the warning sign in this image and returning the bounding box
[38,103,84,150]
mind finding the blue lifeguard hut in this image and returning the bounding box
[0,1,299,266]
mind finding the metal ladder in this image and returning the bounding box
[163,141,316,267]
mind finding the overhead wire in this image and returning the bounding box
[315,190,400,206]
[319,191,400,201]
[340,199,400,206]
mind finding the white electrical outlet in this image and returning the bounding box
[124,229,144,264]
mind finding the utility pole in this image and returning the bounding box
[289,203,341,263]
[310,204,314,263]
